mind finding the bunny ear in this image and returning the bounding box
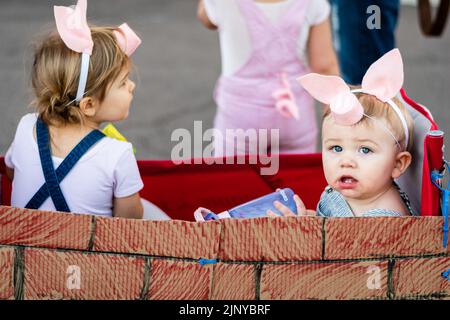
[298,73,363,126]
[54,0,93,55]
[297,74,349,104]
[362,48,404,102]
[114,23,142,56]
[329,91,364,126]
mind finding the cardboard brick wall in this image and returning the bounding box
[0,206,449,300]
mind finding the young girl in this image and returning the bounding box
[4,0,144,219]
[197,0,339,156]
[268,49,416,217]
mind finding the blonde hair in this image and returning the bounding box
[323,93,414,152]
[31,26,130,126]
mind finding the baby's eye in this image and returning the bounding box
[330,145,343,153]
[359,146,372,154]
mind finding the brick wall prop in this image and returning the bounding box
[0,206,449,300]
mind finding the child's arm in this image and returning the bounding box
[197,0,218,30]
[307,18,340,76]
[113,193,143,219]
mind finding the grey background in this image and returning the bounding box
[0,0,448,161]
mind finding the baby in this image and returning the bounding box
[268,49,415,217]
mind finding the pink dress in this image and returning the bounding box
[213,0,318,156]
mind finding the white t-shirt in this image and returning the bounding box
[4,113,144,217]
[203,0,330,76]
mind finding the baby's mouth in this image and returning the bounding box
[337,175,358,189]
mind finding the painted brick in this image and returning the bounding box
[24,248,145,300]
[93,216,221,259]
[325,217,448,260]
[392,257,450,299]
[260,261,389,300]
[0,248,14,300]
[148,259,212,300]
[0,206,91,250]
[219,217,323,261]
[211,263,256,300]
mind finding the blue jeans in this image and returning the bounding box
[330,0,400,85]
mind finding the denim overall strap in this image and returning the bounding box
[25,118,105,212]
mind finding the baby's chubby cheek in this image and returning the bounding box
[356,159,396,194]
[322,158,338,185]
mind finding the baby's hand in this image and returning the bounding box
[266,193,316,217]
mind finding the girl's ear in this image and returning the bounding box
[391,151,412,179]
[78,97,97,117]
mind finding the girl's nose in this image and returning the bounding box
[129,80,136,93]
[338,155,357,168]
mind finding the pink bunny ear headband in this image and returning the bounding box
[54,0,142,104]
[298,49,409,151]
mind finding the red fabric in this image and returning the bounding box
[0,160,11,206]
[400,89,443,216]
[421,134,444,216]
[137,154,326,221]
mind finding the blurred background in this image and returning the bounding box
[0,0,448,161]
